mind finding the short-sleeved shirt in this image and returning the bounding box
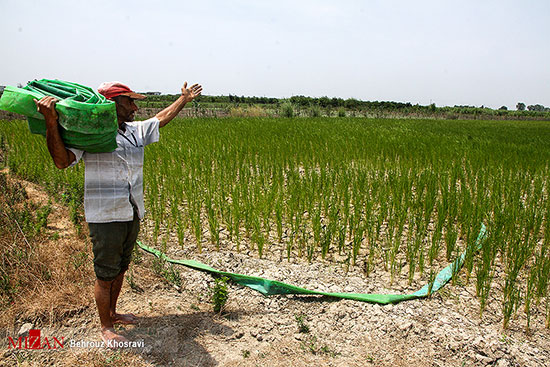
[68,117,160,223]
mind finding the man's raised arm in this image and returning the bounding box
[155,82,202,127]
[34,96,76,169]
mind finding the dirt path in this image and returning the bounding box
[1,175,549,367]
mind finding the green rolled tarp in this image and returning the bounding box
[137,224,487,304]
[0,79,118,152]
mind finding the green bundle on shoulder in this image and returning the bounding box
[0,79,118,153]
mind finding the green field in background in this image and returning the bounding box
[1,117,549,328]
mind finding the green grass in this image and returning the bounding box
[1,116,550,328]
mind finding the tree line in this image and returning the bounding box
[138,93,549,119]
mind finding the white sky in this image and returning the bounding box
[1,0,549,109]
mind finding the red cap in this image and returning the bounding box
[97,81,146,100]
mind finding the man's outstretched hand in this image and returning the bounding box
[181,82,202,103]
[156,82,204,127]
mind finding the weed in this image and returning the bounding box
[0,172,27,205]
[71,251,88,270]
[103,350,122,365]
[211,276,229,313]
[151,256,164,276]
[499,334,513,345]
[126,269,143,293]
[132,245,143,264]
[0,272,16,304]
[11,352,32,365]
[35,202,52,230]
[164,265,182,288]
[319,344,340,357]
[300,335,318,354]
[295,314,310,333]
[151,256,182,288]
[62,182,84,235]
[41,266,51,281]
[300,335,339,356]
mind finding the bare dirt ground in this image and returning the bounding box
[1,174,549,367]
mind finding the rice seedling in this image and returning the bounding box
[2,116,550,328]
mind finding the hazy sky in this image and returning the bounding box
[1,0,549,109]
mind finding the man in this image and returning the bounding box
[34,81,202,345]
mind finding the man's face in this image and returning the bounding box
[113,95,138,125]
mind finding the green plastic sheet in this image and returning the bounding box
[0,79,118,152]
[137,224,486,304]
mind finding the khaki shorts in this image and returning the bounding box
[88,211,140,281]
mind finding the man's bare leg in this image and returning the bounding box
[95,278,129,344]
[110,271,138,325]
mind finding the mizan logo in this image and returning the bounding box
[8,329,64,350]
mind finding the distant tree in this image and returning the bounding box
[527,104,544,112]
[344,98,360,110]
[516,102,526,111]
[319,96,330,108]
[499,106,508,111]
[290,95,310,107]
[330,97,340,108]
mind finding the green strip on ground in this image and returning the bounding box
[137,224,486,304]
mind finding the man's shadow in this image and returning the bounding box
[118,310,247,367]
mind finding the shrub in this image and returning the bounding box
[280,102,295,118]
[309,104,321,118]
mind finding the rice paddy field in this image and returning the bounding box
[1,116,549,330]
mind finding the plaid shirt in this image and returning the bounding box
[68,117,160,223]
